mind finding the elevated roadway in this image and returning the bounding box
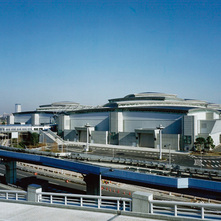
[0,201,162,221]
[1,148,221,198]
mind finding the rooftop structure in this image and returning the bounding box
[36,101,95,113]
[105,92,221,110]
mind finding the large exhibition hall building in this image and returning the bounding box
[8,92,221,151]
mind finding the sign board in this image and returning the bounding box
[177,178,189,189]
[11,132,18,139]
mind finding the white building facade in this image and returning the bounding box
[7,93,221,151]
[57,93,221,151]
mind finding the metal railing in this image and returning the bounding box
[37,192,132,211]
[46,129,64,143]
[0,125,50,132]
[149,199,221,220]
[0,190,27,201]
[0,189,131,211]
[1,189,221,220]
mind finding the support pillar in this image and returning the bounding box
[5,161,17,184]
[27,184,42,202]
[84,174,100,195]
[132,191,153,213]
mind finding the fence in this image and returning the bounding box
[0,188,131,212]
[149,199,221,220]
[0,188,221,220]
[0,190,27,201]
[37,192,131,211]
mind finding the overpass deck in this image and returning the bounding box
[0,201,161,221]
[1,148,221,196]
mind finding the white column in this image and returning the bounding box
[132,191,153,213]
[27,184,42,202]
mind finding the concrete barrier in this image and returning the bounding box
[27,184,42,202]
[132,191,153,213]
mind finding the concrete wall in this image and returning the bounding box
[39,113,54,125]
[132,192,153,213]
[156,134,180,151]
[210,120,221,146]
[200,120,216,134]
[63,130,78,141]
[12,113,54,126]
[63,130,109,144]
[110,112,123,133]
[188,112,204,136]
[91,131,108,144]
[14,114,32,124]
[182,115,194,150]
[7,115,14,125]
[70,112,109,131]
[119,132,137,146]
[58,115,70,131]
[32,114,40,126]
[59,110,221,149]
[210,132,221,146]
[123,112,183,134]
[109,132,119,145]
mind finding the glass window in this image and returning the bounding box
[184,136,191,144]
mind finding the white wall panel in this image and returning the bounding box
[200,120,216,134]
[70,112,109,131]
[123,112,183,133]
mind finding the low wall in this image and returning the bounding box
[91,131,108,144]
[63,130,78,141]
[119,132,137,146]
[189,178,221,193]
[156,134,180,151]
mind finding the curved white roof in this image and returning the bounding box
[105,92,220,111]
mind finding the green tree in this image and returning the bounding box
[205,136,215,150]
[194,136,215,152]
[30,132,39,146]
[194,137,206,151]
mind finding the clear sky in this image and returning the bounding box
[0,0,221,114]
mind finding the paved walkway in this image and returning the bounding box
[0,201,162,221]
[66,141,189,155]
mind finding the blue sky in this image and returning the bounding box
[0,0,221,114]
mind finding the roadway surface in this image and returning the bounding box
[0,165,86,194]
[0,201,163,221]
[65,143,221,170]
[1,143,221,201]
[1,161,221,203]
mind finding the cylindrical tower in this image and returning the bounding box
[15,104,21,113]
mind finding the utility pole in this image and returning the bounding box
[157,124,164,160]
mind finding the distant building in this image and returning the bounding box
[57,92,221,151]
[7,92,221,151]
[7,102,93,126]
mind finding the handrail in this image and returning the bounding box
[0,190,27,201]
[37,191,130,200]
[46,129,64,142]
[150,199,221,208]
[37,192,132,211]
[1,189,221,219]
[0,189,131,211]
[0,125,50,132]
[149,199,221,219]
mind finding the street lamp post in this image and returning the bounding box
[85,123,90,152]
[99,168,114,196]
[99,172,102,196]
[165,144,171,170]
[157,124,164,160]
[169,144,171,166]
